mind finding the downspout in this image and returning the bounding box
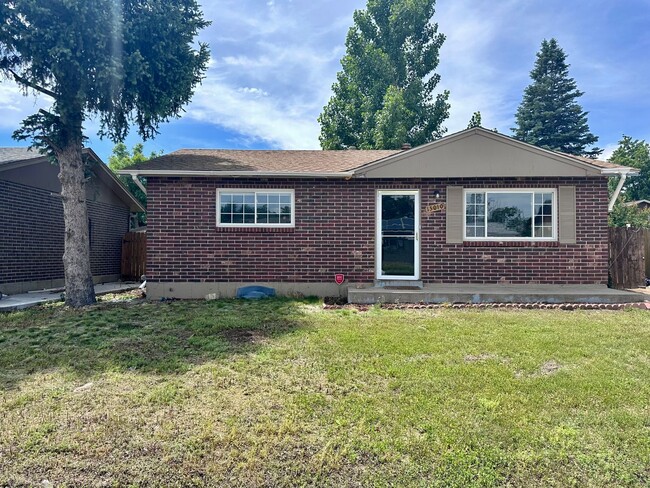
[131,174,147,196]
[608,171,628,212]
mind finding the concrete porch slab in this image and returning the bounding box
[0,282,141,312]
[348,284,647,305]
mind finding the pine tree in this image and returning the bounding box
[318,0,450,150]
[1,0,209,306]
[513,39,601,157]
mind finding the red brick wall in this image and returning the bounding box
[146,176,609,286]
[0,179,130,287]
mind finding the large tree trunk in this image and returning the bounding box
[57,142,96,307]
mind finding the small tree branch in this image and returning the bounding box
[7,68,57,99]
[39,135,62,154]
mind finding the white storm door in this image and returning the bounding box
[376,190,420,280]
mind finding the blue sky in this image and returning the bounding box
[1,0,649,162]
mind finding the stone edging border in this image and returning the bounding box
[324,302,650,311]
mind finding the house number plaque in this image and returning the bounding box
[424,203,446,215]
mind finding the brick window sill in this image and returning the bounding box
[463,241,559,248]
[216,227,295,233]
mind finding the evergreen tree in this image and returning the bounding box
[513,39,601,157]
[318,0,450,150]
[467,111,482,129]
[0,0,209,306]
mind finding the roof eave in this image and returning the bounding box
[599,166,639,176]
[118,169,356,178]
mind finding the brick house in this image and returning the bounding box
[119,128,635,300]
[0,147,145,294]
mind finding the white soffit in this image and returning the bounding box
[354,129,604,178]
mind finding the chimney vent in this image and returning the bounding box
[401,143,412,150]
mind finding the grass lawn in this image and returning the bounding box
[0,296,649,487]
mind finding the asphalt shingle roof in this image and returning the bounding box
[125,149,400,173]
[0,147,42,165]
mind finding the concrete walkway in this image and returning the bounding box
[348,284,648,305]
[0,282,141,312]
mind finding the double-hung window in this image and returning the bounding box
[464,189,556,240]
[217,189,294,227]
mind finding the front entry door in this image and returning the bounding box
[376,190,420,280]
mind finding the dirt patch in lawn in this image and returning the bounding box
[220,328,269,345]
[539,359,562,375]
[464,353,498,363]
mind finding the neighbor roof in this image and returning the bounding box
[0,147,42,166]
[118,128,635,178]
[0,147,145,212]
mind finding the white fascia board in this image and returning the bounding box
[118,170,355,178]
[600,167,639,176]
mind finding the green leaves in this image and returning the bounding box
[319,0,449,150]
[467,111,482,129]
[0,0,211,148]
[512,39,601,157]
[609,136,650,204]
[108,142,160,226]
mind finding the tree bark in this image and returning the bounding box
[57,142,96,307]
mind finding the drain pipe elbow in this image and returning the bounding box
[131,174,147,196]
[608,171,629,213]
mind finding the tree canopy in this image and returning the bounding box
[512,39,601,158]
[318,0,450,150]
[467,111,482,129]
[108,142,161,227]
[0,0,210,306]
[607,136,650,228]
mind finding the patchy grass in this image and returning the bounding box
[0,298,649,486]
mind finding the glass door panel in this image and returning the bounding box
[378,192,418,279]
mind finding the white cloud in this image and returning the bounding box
[177,0,358,149]
[600,142,618,161]
[0,82,53,130]
[237,87,269,97]
[435,0,537,134]
[187,77,320,149]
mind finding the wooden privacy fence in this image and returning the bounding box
[121,232,146,281]
[608,227,646,289]
[645,229,650,279]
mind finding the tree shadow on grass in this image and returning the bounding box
[0,297,317,389]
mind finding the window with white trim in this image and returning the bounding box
[217,190,294,227]
[464,189,556,240]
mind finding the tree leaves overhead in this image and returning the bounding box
[512,39,601,158]
[0,0,211,146]
[609,136,650,202]
[108,142,160,227]
[318,0,450,150]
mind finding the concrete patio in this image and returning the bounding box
[348,283,648,305]
[0,282,141,312]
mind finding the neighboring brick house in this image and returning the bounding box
[119,128,635,300]
[0,148,145,294]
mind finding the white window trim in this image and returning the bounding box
[462,188,557,241]
[216,189,295,228]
